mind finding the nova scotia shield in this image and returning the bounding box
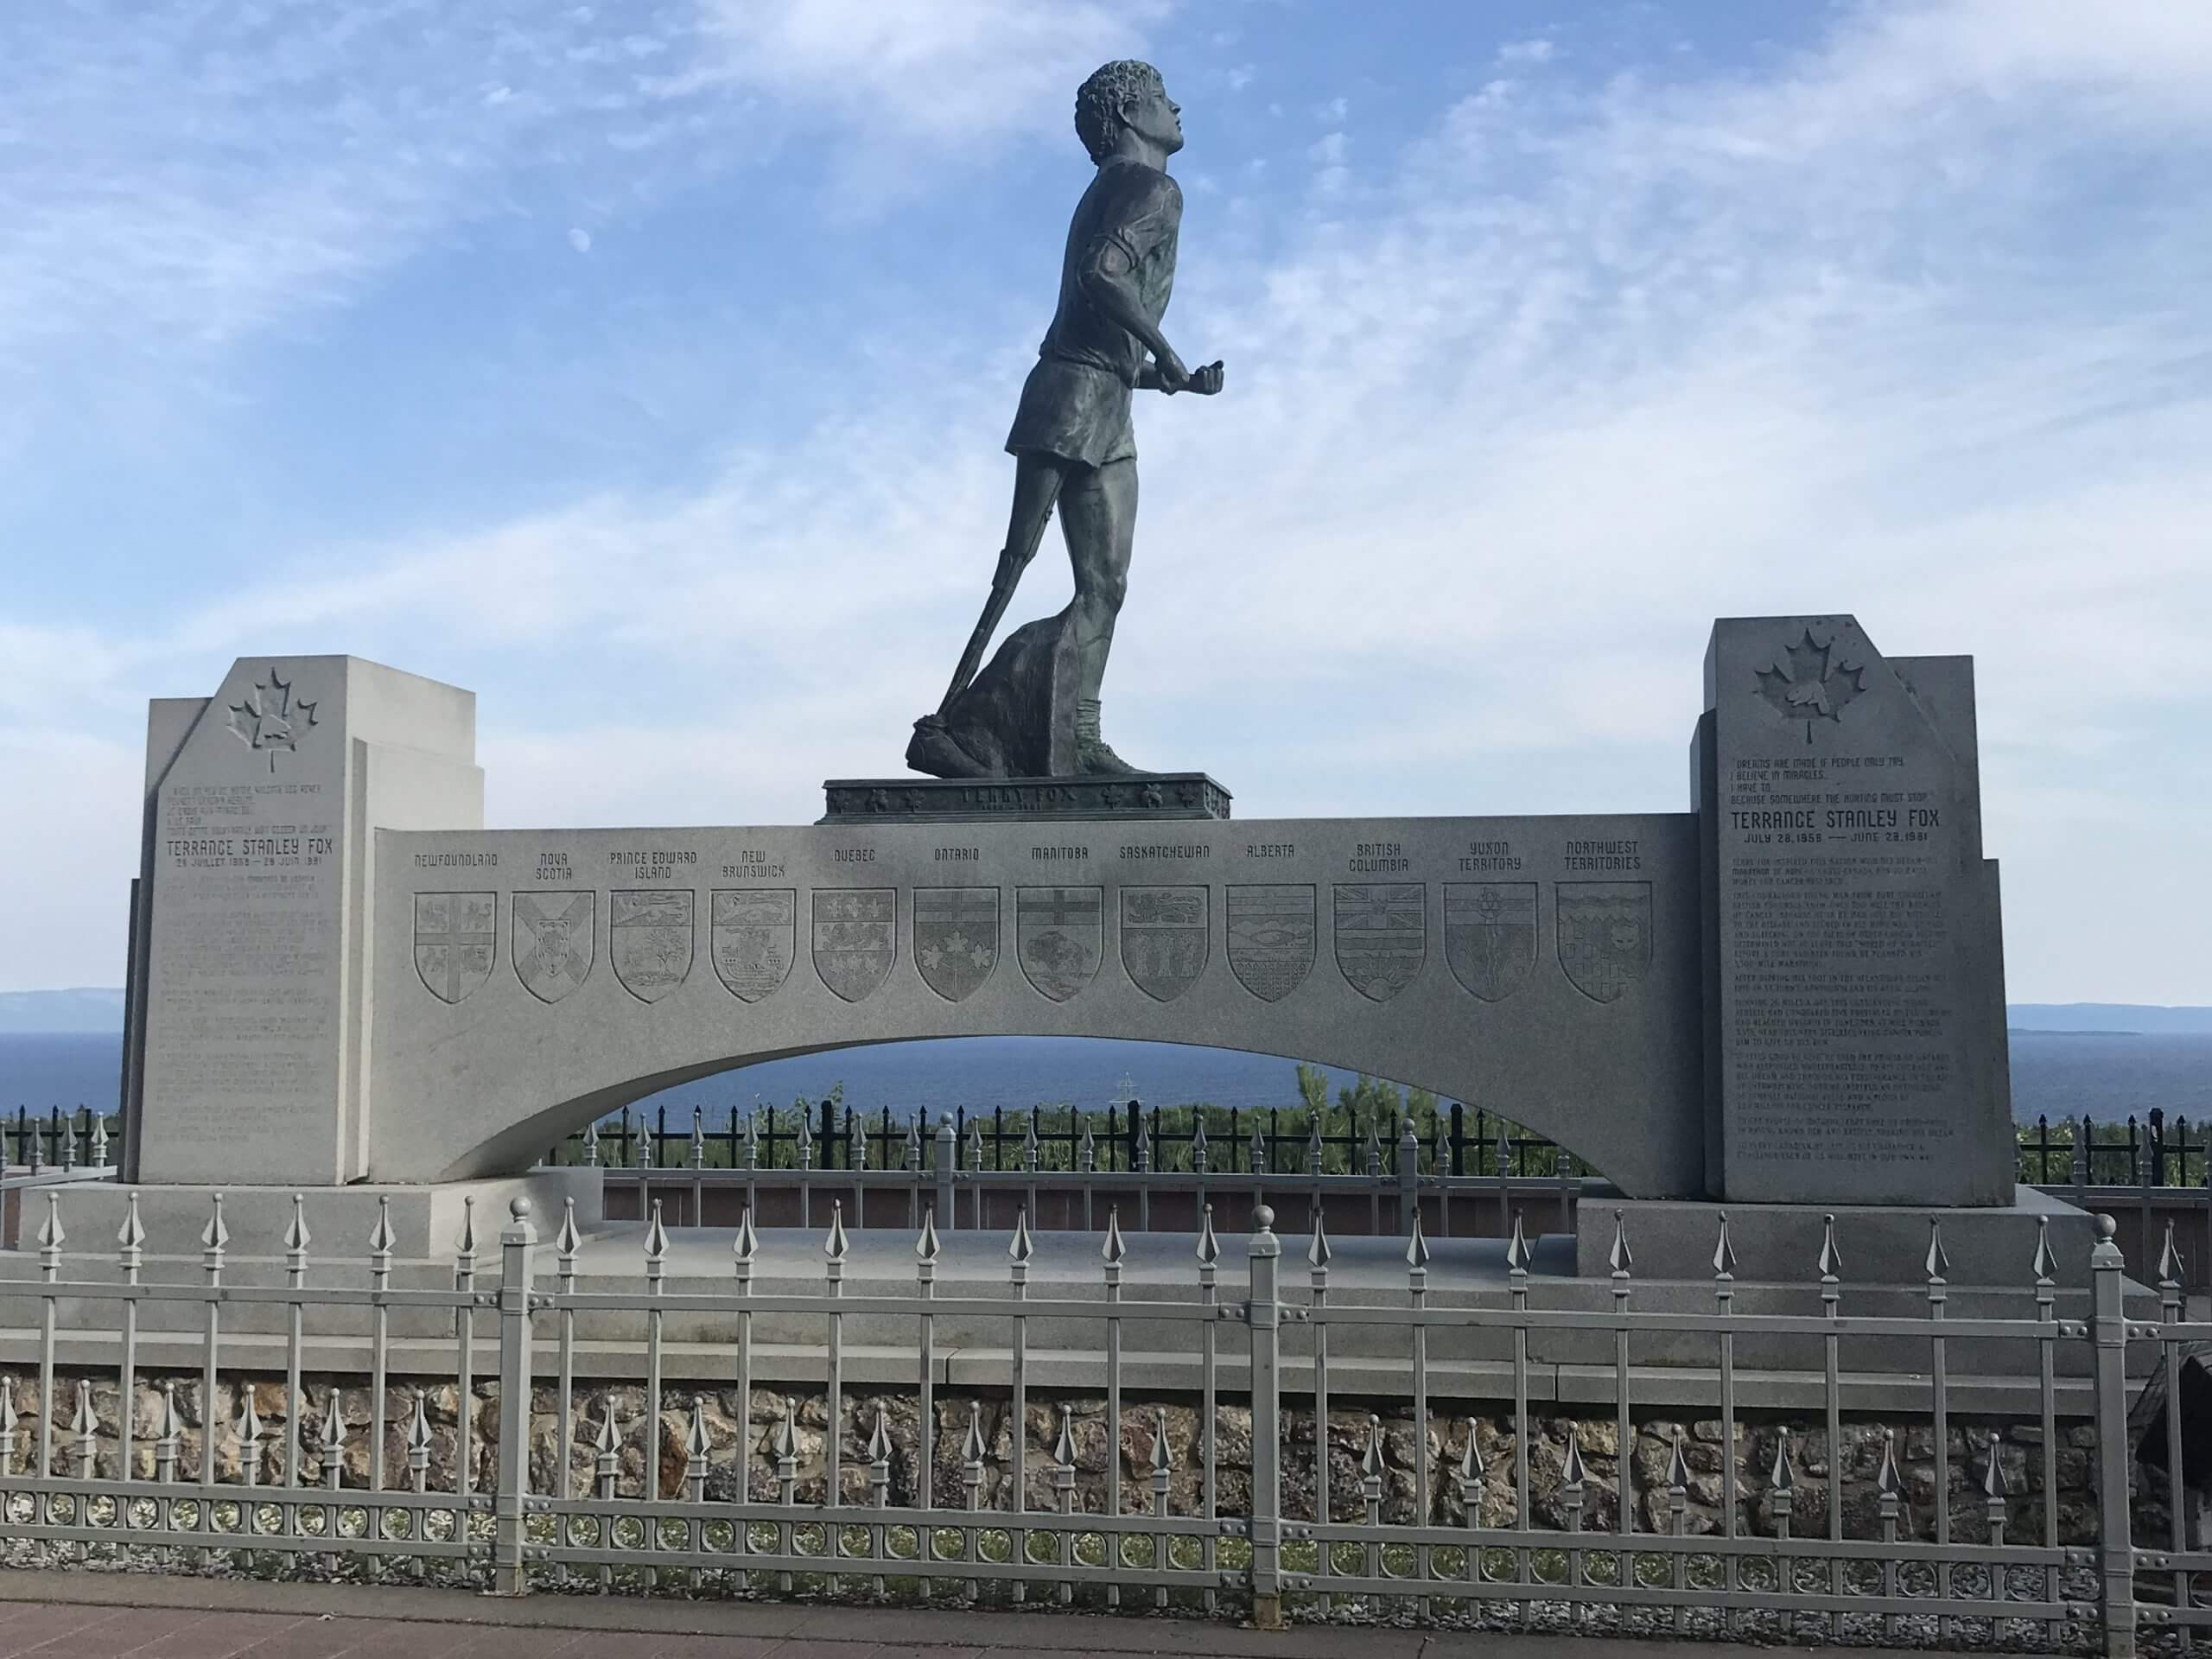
[512,892,594,1004]
[811,888,896,1002]
[1226,885,1315,1002]
[1444,882,1536,1003]
[1017,886,1102,1002]
[914,887,1000,1002]
[610,888,694,1003]
[415,892,495,1005]
[1121,886,1208,1002]
[1556,881,1651,1004]
[711,889,795,1002]
[1332,883,1425,1003]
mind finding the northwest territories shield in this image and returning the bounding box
[1226,885,1315,1002]
[1444,882,1537,1002]
[811,888,896,1003]
[512,892,594,1004]
[1017,886,1102,1002]
[609,889,693,1003]
[414,892,494,1005]
[1120,887,1208,1002]
[913,887,1000,1003]
[1556,881,1651,1004]
[1332,883,1425,1003]
[711,889,794,1002]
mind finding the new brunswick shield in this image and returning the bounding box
[1121,886,1208,1002]
[513,892,594,1004]
[1556,881,1651,1004]
[913,887,1000,1003]
[1017,886,1102,1002]
[1444,882,1536,1003]
[1226,885,1315,1002]
[711,889,795,1002]
[414,892,494,1005]
[1332,883,1425,1003]
[812,888,896,1003]
[610,889,693,1003]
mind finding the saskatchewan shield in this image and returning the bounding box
[1556,881,1651,1004]
[1226,885,1314,1002]
[710,889,795,1003]
[811,888,897,1003]
[512,892,594,1004]
[914,887,1000,1002]
[1121,886,1208,1002]
[1017,886,1102,1002]
[610,889,694,1003]
[414,892,494,1005]
[1332,883,1425,1003]
[1444,882,1536,1003]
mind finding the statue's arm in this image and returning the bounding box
[1077,240,1178,369]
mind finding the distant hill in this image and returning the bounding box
[2007,1005,2212,1036]
[0,988,128,1034]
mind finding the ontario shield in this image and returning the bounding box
[414,892,494,1005]
[610,889,694,1003]
[811,888,896,1003]
[914,887,1000,1003]
[1121,886,1208,1002]
[1332,883,1425,1003]
[710,889,794,1003]
[512,892,594,1004]
[1226,885,1315,1002]
[1444,882,1536,1003]
[1556,881,1651,1004]
[1017,886,1102,1002]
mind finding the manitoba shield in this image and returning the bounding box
[1017,886,1102,1002]
[414,892,494,1005]
[1556,881,1651,1004]
[1444,882,1536,1003]
[914,887,1000,1003]
[1332,883,1425,1003]
[710,889,794,1003]
[609,889,694,1003]
[512,892,594,1004]
[811,888,896,1003]
[1121,886,1208,1002]
[1226,885,1315,1002]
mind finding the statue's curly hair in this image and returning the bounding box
[1075,60,1165,163]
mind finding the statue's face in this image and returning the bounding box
[1122,79,1184,155]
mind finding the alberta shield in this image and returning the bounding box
[1556,881,1651,1004]
[512,892,594,1004]
[1332,883,1425,1003]
[710,889,794,1003]
[811,888,896,1003]
[1444,882,1536,1002]
[1226,885,1314,1002]
[1121,886,1208,1002]
[610,888,694,1003]
[414,892,494,1005]
[1017,886,1102,1002]
[914,887,1000,1002]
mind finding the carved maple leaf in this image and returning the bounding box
[226,668,318,772]
[1755,630,1865,743]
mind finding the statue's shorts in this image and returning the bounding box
[1004,355,1136,469]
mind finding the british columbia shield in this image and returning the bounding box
[913,887,1000,1002]
[1017,886,1102,1002]
[414,892,495,1004]
[1226,885,1314,1002]
[1556,881,1651,1004]
[1121,886,1208,1002]
[609,889,694,1003]
[710,889,795,1002]
[512,892,594,1004]
[811,888,897,1003]
[1444,882,1536,1002]
[1332,883,1425,1003]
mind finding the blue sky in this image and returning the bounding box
[2,0,2208,1001]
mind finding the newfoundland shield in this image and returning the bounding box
[414,892,494,1005]
[610,889,693,1003]
[512,892,594,1004]
[1226,885,1315,1002]
[811,888,896,1003]
[711,889,794,1003]
[914,887,1000,1002]
[1332,883,1425,1003]
[1444,882,1536,1003]
[1121,886,1208,1002]
[1556,881,1651,1004]
[1017,886,1102,1002]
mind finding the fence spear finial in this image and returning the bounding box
[915,1205,940,1266]
[368,1194,396,1259]
[962,1400,987,1466]
[1053,1403,1077,1471]
[1406,1207,1430,1274]
[318,1389,345,1467]
[119,1191,148,1262]
[1925,1217,1950,1285]
[1769,1425,1794,1491]
[556,1197,581,1260]
[456,1194,478,1262]
[200,1192,228,1257]
[1008,1205,1033,1267]
[868,1404,892,1466]
[1102,1205,1126,1268]
[1361,1414,1389,1480]
[1983,1429,2010,1499]
[2031,1214,2056,1285]
[1504,1210,1530,1276]
[2159,1218,2183,1291]
[645,1199,669,1270]
[1713,1210,1737,1280]
[1609,1208,1633,1278]
[1152,1406,1176,1476]
[1667,1427,1690,1495]
[824,1198,849,1265]
[1817,1213,1841,1281]
[1459,1418,1486,1486]
[1561,1428,1587,1490]
[1195,1203,1219,1268]
[734,1203,759,1271]
[36,1191,63,1261]
[1307,1209,1332,1271]
[1306,1114,1325,1174]
[686,1395,711,1464]
[1875,1427,1902,1499]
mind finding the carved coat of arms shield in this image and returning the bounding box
[811,888,897,1003]
[1444,882,1537,1002]
[1332,883,1426,1003]
[1017,886,1102,1002]
[711,889,795,1003]
[914,887,1000,1002]
[1121,886,1208,1002]
[1226,885,1315,1002]
[609,889,694,1003]
[1556,881,1652,1004]
[512,892,594,1004]
[415,892,495,1005]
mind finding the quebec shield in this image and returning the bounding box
[1017,886,1102,1002]
[512,892,594,1004]
[811,888,896,1003]
[1556,881,1651,1004]
[1226,885,1315,1002]
[610,888,694,1003]
[1120,886,1208,1002]
[914,887,1000,1002]
[1332,883,1425,1003]
[711,889,795,1003]
[414,892,494,1005]
[1444,882,1537,1002]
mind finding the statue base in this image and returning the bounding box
[822,773,1231,823]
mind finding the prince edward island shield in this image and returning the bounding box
[415,892,494,1004]
[1556,881,1651,1004]
[513,892,594,1004]
[610,889,694,1003]
[1227,885,1314,1002]
[812,888,896,1003]
[1444,882,1536,1002]
[1333,883,1425,1003]
[711,890,795,1003]
[1121,886,1208,1002]
[1017,886,1102,1003]
[914,887,999,1003]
